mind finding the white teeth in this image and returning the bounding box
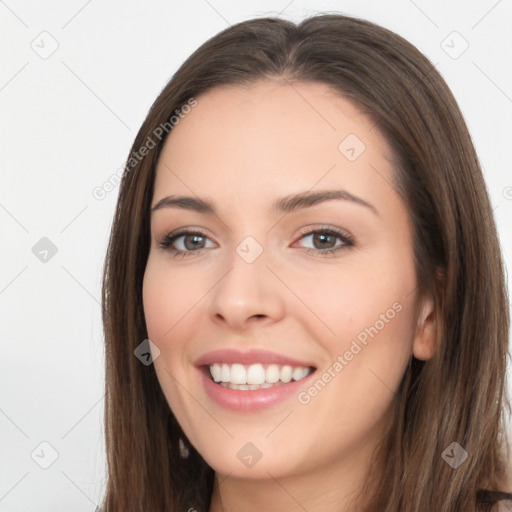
[230,364,246,384]
[281,365,293,383]
[247,364,265,384]
[221,363,230,382]
[292,367,309,381]
[208,362,313,387]
[266,364,280,383]
[211,363,222,382]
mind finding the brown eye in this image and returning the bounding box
[158,230,214,257]
[295,227,355,256]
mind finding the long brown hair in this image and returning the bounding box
[99,13,511,512]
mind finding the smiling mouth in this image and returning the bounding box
[203,362,316,390]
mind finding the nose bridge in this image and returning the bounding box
[208,234,284,328]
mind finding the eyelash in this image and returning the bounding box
[157,226,355,259]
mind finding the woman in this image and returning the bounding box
[99,13,512,512]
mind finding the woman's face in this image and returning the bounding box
[143,80,434,482]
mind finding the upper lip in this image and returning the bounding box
[194,349,316,368]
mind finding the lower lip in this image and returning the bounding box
[198,367,316,412]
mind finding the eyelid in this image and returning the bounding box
[294,224,354,243]
[156,227,216,250]
[292,225,355,253]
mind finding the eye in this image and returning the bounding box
[156,225,355,259]
[157,229,215,258]
[294,226,355,256]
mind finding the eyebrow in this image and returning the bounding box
[150,189,379,216]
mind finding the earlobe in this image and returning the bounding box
[412,294,437,361]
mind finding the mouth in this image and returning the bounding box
[201,363,317,391]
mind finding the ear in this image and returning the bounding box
[412,291,437,361]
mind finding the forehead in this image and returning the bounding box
[153,80,398,212]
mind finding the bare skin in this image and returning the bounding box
[142,79,436,512]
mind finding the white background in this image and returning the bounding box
[1,1,511,510]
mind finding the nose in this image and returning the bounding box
[208,246,286,331]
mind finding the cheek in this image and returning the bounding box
[291,247,418,396]
[142,257,204,343]
[142,258,204,422]
[297,295,415,453]
[290,256,416,344]
[319,271,417,402]
[142,261,202,403]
